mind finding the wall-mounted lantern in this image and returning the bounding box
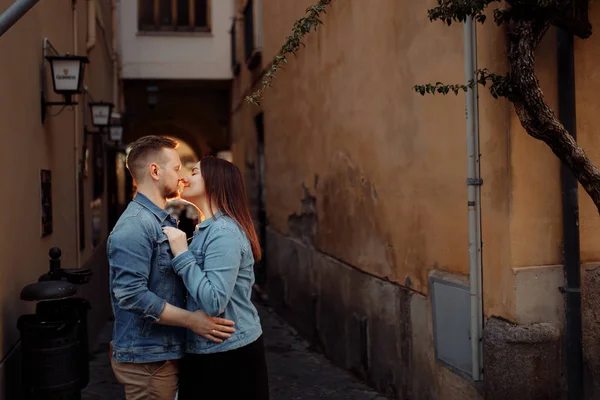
[41,54,89,123]
[88,101,114,132]
[109,124,123,142]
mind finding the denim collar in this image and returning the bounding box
[132,192,172,223]
[197,210,224,230]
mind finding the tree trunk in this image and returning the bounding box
[506,19,600,214]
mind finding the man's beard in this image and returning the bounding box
[163,185,180,200]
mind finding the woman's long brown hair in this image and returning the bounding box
[200,156,262,261]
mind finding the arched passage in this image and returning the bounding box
[121,79,231,159]
[124,119,211,160]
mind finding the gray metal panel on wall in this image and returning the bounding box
[430,276,472,378]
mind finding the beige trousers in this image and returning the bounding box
[111,357,179,400]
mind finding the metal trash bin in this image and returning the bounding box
[17,248,92,400]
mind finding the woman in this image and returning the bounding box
[162,157,269,400]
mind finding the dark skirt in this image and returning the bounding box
[178,335,269,400]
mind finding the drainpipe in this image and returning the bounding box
[557,27,583,400]
[464,16,484,381]
[0,0,40,37]
[112,0,118,111]
[73,0,82,267]
[86,0,96,52]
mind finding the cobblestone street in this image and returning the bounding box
[82,301,389,400]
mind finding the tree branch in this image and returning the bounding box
[428,0,501,25]
[245,0,333,106]
[505,18,600,213]
[414,69,513,99]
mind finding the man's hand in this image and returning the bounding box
[162,226,188,257]
[157,303,235,343]
[187,310,235,343]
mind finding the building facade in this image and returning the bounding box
[117,0,234,158]
[230,0,600,398]
[0,0,118,397]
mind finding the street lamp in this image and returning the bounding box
[41,54,89,123]
[88,101,114,132]
[109,124,123,142]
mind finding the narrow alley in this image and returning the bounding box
[82,300,389,400]
[3,0,600,399]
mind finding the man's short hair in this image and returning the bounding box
[126,136,178,182]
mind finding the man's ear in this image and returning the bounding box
[149,163,160,181]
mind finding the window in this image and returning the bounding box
[243,0,261,69]
[138,0,210,32]
[243,0,254,61]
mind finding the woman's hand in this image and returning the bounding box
[162,226,189,257]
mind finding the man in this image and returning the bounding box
[108,136,235,399]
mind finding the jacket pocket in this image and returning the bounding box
[140,318,153,337]
[143,359,179,376]
[156,234,173,272]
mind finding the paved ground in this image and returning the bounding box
[82,301,388,399]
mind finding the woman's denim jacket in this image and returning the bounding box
[171,212,262,354]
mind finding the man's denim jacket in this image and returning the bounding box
[108,193,186,363]
[172,212,262,354]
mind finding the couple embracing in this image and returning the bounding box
[108,136,269,400]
